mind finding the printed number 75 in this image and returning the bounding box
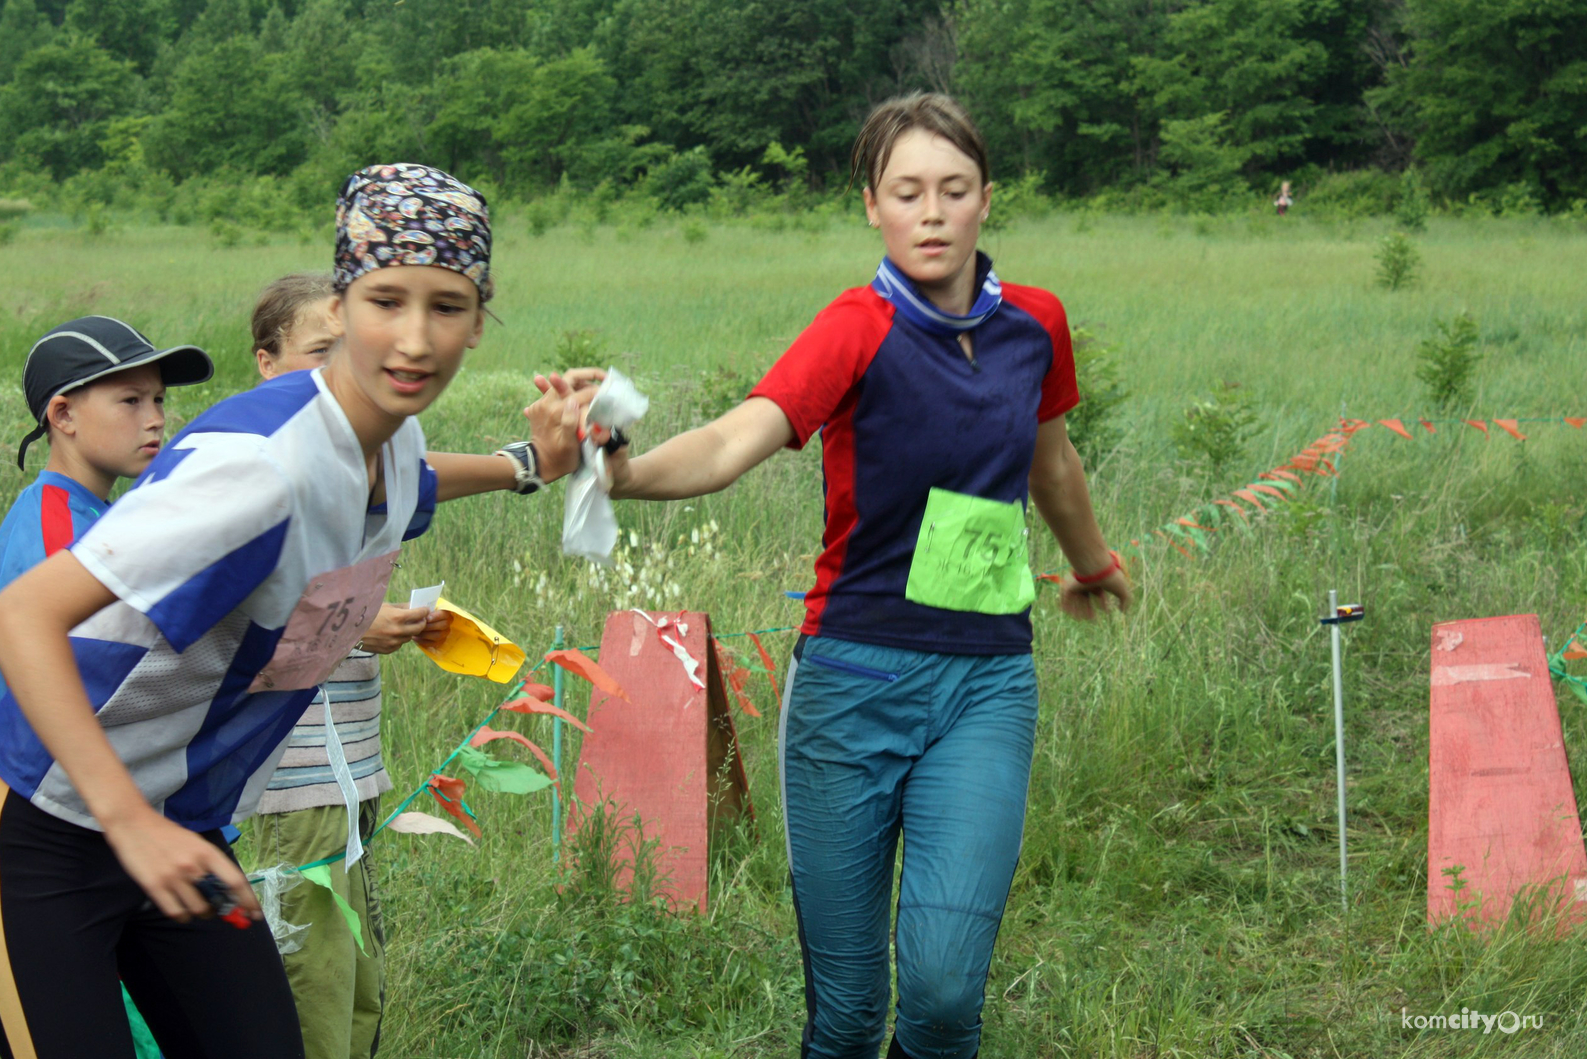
[318,597,358,637]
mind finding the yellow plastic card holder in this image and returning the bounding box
[417,597,526,683]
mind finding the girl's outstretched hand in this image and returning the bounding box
[525,369,604,482]
[1058,567,1133,621]
[103,806,262,923]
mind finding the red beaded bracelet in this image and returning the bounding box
[1072,550,1122,585]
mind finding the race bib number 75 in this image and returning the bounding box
[904,488,1036,615]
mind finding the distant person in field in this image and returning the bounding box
[1275,180,1293,216]
[602,93,1131,1059]
[246,270,602,1059]
[0,164,594,1059]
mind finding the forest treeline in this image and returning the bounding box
[1,0,1584,217]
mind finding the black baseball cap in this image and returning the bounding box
[18,316,214,469]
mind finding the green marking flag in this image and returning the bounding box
[300,865,368,956]
[457,746,557,795]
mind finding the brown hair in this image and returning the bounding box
[251,272,334,357]
[849,93,990,192]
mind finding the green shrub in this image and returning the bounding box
[983,171,1051,232]
[1375,232,1420,290]
[83,204,112,238]
[1498,182,1541,218]
[1395,169,1431,232]
[0,221,18,246]
[642,146,715,211]
[526,198,557,237]
[552,329,604,373]
[210,219,244,248]
[0,198,32,221]
[1066,326,1129,464]
[681,217,707,243]
[1171,384,1260,474]
[1415,311,1482,410]
[1154,112,1251,213]
[1300,169,1400,219]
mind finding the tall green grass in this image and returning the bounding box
[1,213,1585,1057]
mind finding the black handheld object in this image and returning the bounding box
[602,427,629,455]
[194,873,252,930]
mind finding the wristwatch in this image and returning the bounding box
[495,441,543,495]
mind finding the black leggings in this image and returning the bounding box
[0,786,303,1059]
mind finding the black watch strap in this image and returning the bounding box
[495,441,543,495]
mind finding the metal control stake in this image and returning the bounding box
[552,624,565,863]
[1321,591,1365,912]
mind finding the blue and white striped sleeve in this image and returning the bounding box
[72,434,293,653]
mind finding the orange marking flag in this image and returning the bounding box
[1566,418,1586,429]
[545,649,630,703]
[1427,614,1587,931]
[1464,419,1489,434]
[425,775,481,838]
[747,632,782,705]
[1213,499,1250,523]
[1493,419,1527,440]
[498,695,593,733]
[1378,418,1414,440]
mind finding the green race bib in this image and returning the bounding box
[905,488,1036,615]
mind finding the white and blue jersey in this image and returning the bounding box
[0,368,436,831]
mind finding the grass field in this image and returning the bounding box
[2,210,1587,1057]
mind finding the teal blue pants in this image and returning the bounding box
[779,635,1038,1059]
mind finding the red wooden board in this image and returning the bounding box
[1427,614,1587,928]
[570,610,752,912]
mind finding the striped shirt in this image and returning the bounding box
[255,649,393,814]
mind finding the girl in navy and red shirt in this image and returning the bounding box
[607,94,1132,1059]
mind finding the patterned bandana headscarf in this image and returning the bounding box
[871,251,1002,336]
[334,163,493,303]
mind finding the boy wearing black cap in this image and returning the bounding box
[2,314,213,597]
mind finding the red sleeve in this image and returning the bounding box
[40,484,75,557]
[748,288,893,449]
[1002,283,1079,422]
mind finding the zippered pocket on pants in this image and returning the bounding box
[804,653,900,682]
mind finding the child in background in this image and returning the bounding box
[246,271,597,1059]
[0,315,213,1059]
[0,164,590,1059]
[1275,180,1293,216]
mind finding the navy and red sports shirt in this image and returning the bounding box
[750,276,1079,655]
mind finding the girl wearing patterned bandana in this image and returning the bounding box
[246,271,598,1059]
[0,164,589,1059]
[605,96,1132,1059]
